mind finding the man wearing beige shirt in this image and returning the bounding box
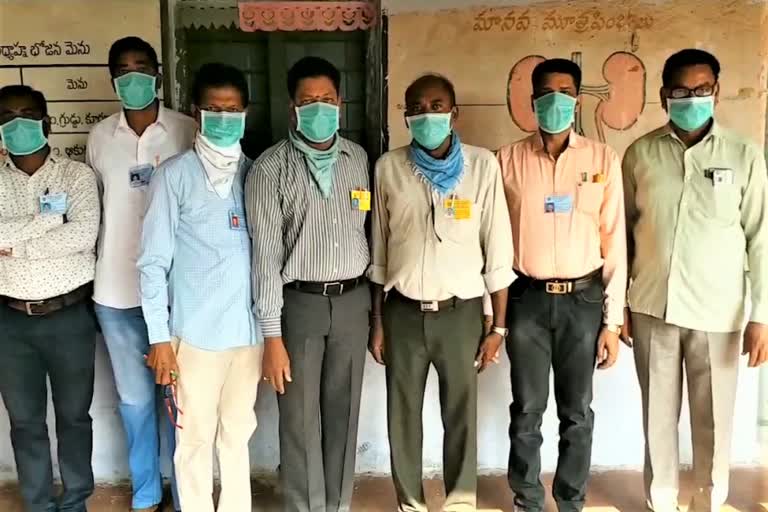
[368,74,514,512]
[622,49,768,512]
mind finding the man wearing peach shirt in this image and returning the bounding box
[496,58,627,512]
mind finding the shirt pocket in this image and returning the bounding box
[438,201,481,245]
[576,183,603,217]
[697,182,741,225]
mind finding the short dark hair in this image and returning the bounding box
[532,58,582,92]
[108,37,160,77]
[287,57,341,100]
[0,85,48,117]
[405,73,457,107]
[192,63,250,106]
[662,49,720,87]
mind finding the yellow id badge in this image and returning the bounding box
[350,189,371,211]
[444,198,472,220]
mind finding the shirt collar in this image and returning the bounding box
[3,150,57,175]
[337,136,353,156]
[114,104,168,137]
[530,129,585,152]
[657,119,722,142]
[290,133,353,156]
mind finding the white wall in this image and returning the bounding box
[0,334,761,481]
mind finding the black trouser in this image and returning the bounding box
[0,301,97,512]
[506,276,603,512]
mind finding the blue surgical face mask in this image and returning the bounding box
[200,110,246,148]
[534,92,577,134]
[407,113,452,150]
[295,102,340,143]
[114,72,157,110]
[667,96,714,132]
[0,118,48,156]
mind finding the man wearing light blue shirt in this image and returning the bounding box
[139,63,262,512]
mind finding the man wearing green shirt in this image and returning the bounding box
[622,48,768,512]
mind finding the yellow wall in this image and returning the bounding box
[0,0,162,161]
[387,0,768,153]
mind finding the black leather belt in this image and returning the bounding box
[1,283,92,316]
[514,269,601,295]
[388,289,469,313]
[288,277,365,296]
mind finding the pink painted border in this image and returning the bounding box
[239,1,376,32]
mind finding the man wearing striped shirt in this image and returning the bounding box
[246,56,371,512]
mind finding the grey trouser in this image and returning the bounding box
[632,313,740,512]
[278,283,371,512]
[384,293,483,512]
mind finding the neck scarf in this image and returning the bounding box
[409,133,464,196]
[194,132,242,199]
[288,129,339,199]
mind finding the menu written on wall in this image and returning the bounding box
[0,0,162,162]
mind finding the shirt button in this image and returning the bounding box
[334,242,339,248]
[333,218,337,223]
[333,268,338,273]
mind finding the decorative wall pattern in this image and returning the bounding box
[239,1,376,32]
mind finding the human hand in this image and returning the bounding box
[596,327,620,370]
[743,321,768,368]
[146,342,179,385]
[368,317,385,365]
[262,337,292,394]
[475,332,503,372]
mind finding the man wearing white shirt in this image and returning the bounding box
[86,36,195,512]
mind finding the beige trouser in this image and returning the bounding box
[172,340,264,512]
[632,314,740,512]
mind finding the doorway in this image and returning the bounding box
[180,27,367,159]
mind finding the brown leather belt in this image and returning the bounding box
[514,269,601,295]
[287,277,365,296]
[388,289,471,313]
[2,283,92,316]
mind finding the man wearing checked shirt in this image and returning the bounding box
[497,58,627,512]
[622,48,768,512]
[139,63,262,512]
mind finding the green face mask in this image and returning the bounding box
[534,92,577,134]
[0,118,48,156]
[295,102,340,143]
[114,72,157,110]
[200,110,246,148]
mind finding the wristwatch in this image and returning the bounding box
[491,326,509,338]
[605,324,621,335]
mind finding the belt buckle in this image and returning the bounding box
[420,301,439,312]
[24,300,46,316]
[545,281,571,295]
[322,282,343,296]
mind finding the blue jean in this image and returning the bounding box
[94,304,179,510]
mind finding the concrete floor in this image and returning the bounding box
[0,469,766,511]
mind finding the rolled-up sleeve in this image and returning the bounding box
[600,149,628,326]
[245,161,285,338]
[367,158,389,286]
[138,165,179,344]
[742,148,768,323]
[480,156,515,293]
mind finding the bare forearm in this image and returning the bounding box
[490,288,508,328]
[371,283,385,317]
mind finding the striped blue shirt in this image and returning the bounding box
[245,137,370,337]
[139,150,262,350]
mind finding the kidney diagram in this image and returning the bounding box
[507,51,646,142]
